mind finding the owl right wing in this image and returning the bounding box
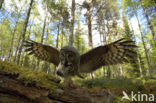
[79,38,137,73]
[24,40,60,66]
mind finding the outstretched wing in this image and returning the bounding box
[24,40,60,66]
[79,38,137,73]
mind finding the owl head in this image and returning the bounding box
[56,46,80,77]
[25,38,137,79]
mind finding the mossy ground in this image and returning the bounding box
[1,60,156,102]
[0,60,62,92]
[75,77,156,103]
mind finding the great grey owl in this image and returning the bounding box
[24,38,137,78]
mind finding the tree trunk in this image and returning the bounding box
[27,23,33,39]
[45,25,50,73]
[86,3,94,79]
[56,20,60,48]
[129,17,143,77]
[97,14,103,44]
[8,20,18,61]
[60,20,64,48]
[112,65,116,78]
[119,64,123,77]
[20,52,26,66]
[87,6,93,48]
[0,0,4,9]
[107,66,111,78]
[36,6,48,70]
[106,17,110,42]
[17,0,34,64]
[69,0,75,46]
[54,20,61,74]
[61,25,64,48]
[135,13,152,78]
[13,34,22,62]
[140,0,156,47]
[41,6,47,44]
[103,67,106,77]
[46,24,49,44]
[76,21,81,51]
[102,19,106,45]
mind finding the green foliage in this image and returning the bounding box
[122,14,133,39]
[0,18,12,57]
[23,55,30,67]
[122,14,140,77]
[73,21,88,54]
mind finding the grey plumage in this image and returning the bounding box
[24,38,137,78]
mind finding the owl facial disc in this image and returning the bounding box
[56,46,80,77]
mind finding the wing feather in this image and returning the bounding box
[24,40,60,65]
[79,38,137,73]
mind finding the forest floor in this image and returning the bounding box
[0,60,156,103]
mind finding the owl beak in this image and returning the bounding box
[62,61,72,67]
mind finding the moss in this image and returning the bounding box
[0,60,61,92]
[78,77,144,92]
[77,77,156,102]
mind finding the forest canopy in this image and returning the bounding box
[0,0,155,78]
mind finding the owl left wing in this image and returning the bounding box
[24,40,60,66]
[79,38,137,73]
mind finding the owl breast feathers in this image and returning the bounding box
[24,38,137,77]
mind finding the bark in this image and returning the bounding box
[135,13,152,78]
[107,66,111,78]
[119,64,123,77]
[56,20,60,48]
[87,5,93,48]
[76,32,80,51]
[69,0,75,46]
[8,20,18,61]
[17,0,34,64]
[46,24,49,44]
[61,26,64,48]
[76,21,80,51]
[102,20,106,45]
[20,52,25,66]
[112,65,116,78]
[140,0,156,47]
